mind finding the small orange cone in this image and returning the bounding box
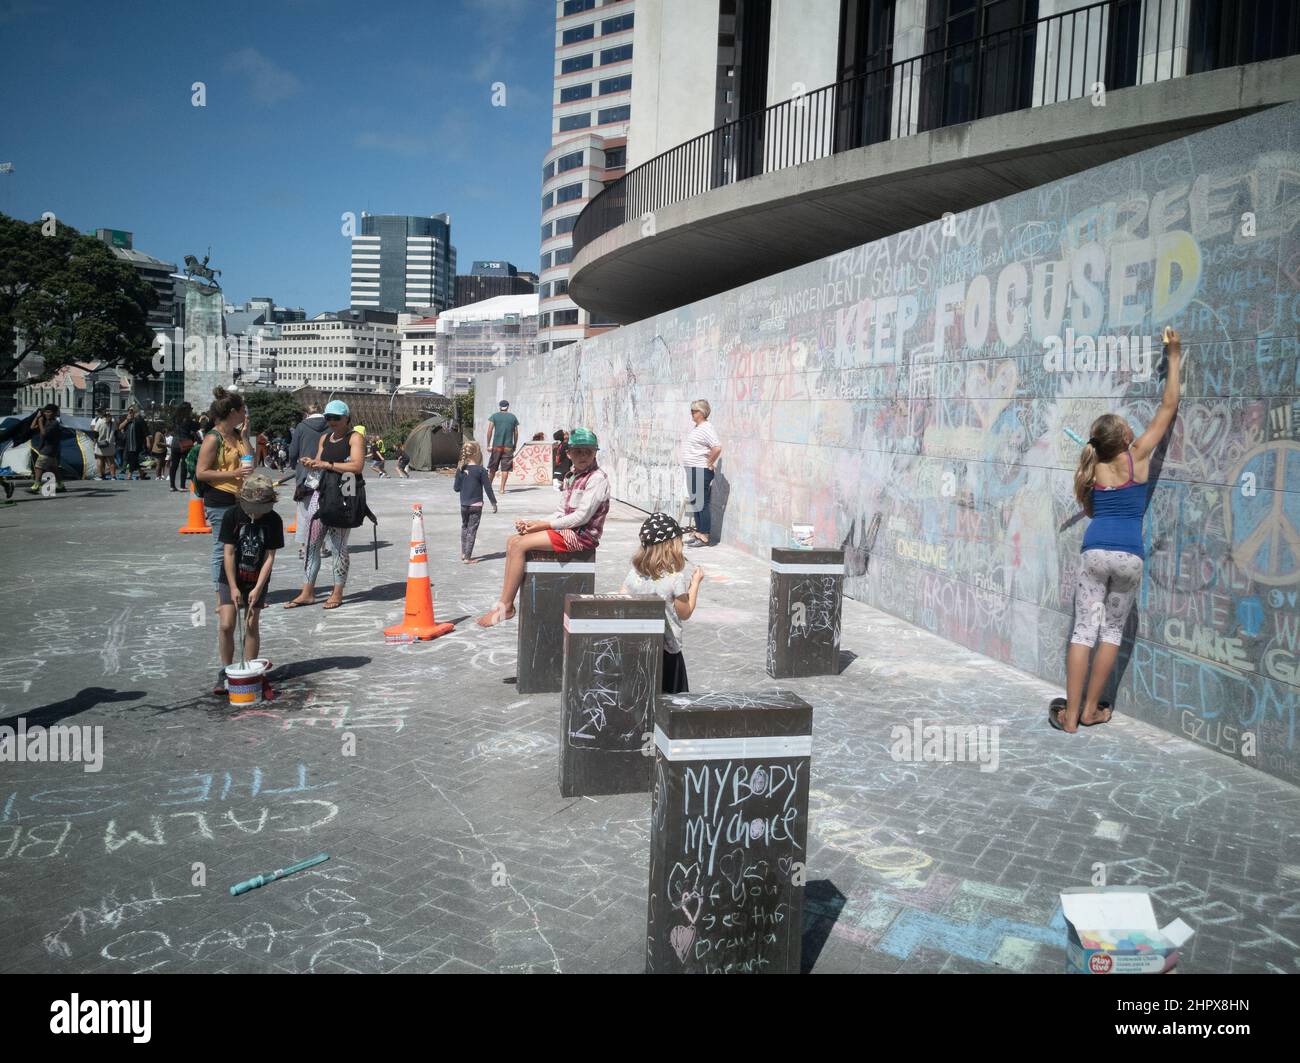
[384,504,453,642]
[286,519,297,533]
[179,483,211,534]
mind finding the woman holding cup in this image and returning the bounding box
[195,386,254,588]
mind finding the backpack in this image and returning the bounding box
[233,518,267,588]
[317,469,368,529]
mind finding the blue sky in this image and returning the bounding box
[0,0,554,313]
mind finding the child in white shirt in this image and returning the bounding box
[620,512,704,693]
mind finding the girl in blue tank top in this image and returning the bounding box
[1052,327,1183,733]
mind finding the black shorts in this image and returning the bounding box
[218,583,267,609]
[662,649,689,694]
[126,451,141,471]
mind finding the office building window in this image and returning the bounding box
[553,309,580,326]
[602,13,634,34]
[553,247,574,265]
[553,279,569,296]
[553,339,577,350]
[563,0,594,13]
[555,183,584,203]
[562,54,594,74]
[541,222,553,241]
[563,24,595,45]
[557,150,584,172]
[542,191,555,210]
[603,146,626,169]
[558,112,592,131]
[601,44,632,64]
[599,74,632,95]
[598,105,630,124]
[560,82,593,104]
[543,161,556,180]
[554,215,578,235]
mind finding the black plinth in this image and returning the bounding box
[766,548,844,679]
[559,594,664,797]
[646,690,813,974]
[516,549,596,694]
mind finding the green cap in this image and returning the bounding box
[567,427,599,449]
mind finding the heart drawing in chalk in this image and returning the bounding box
[778,856,792,878]
[671,925,696,962]
[680,889,703,925]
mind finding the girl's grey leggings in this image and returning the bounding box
[1071,549,1143,647]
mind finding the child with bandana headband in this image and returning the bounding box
[620,512,704,694]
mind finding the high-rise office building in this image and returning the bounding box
[93,228,176,329]
[537,0,636,354]
[350,213,456,314]
[264,308,400,391]
[455,260,536,307]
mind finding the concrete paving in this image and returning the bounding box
[0,470,1297,973]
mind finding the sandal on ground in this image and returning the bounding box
[283,597,314,609]
[1048,697,1068,731]
[322,596,344,610]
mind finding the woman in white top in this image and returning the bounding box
[681,399,721,547]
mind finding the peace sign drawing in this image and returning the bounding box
[1227,440,1300,586]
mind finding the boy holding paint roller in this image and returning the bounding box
[213,473,284,697]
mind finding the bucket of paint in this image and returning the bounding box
[790,524,814,550]
[225,658,270,705]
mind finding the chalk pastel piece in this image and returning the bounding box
[1063,427,1086,445]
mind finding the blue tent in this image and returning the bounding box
[0,415,95,480]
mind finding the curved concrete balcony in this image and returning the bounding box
[570,12,1300,326]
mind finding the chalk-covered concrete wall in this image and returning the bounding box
[480,102,1300,785]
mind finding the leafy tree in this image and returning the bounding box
[0,213,159,414]
[455,386,474,439]
[390,414,424,448]
[242,388,304,440]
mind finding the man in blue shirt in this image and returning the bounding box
[486,399,520,495]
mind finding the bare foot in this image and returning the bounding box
[476,602,516,627]
[1080,703,1113,726]
[466,557,480,565]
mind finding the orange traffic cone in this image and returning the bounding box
[384,504,454,642]
[179,482,211,534]
[285,519,297,533]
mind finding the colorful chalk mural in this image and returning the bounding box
[479,102,1300,784]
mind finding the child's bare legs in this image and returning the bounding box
[244,607,261,661]
[218,602,236,666]
[1082,642,1118,723]
[477,530,554,626]
[1062,642,1091,732]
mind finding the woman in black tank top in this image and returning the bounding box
[285,405,366,610]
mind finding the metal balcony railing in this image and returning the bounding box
[571,0,1298,257]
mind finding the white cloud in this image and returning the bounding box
[225,48,303,106]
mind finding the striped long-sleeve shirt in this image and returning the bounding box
[549,464,610,549]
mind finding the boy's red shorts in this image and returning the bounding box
[547,528,587,552]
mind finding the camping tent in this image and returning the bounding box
[403,416,462,471]
[0,415,96,480]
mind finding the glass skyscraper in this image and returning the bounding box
[351,213,456,314]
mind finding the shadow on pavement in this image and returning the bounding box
[2,687,146,729]
[801,879,847,973]
[269,655,371,682]
[346,581,407,603]
[838,650,858,674]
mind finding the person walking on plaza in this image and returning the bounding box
[368,437,387,478]
[395,444,411,478]
[288,403,328,559]
[119,405,148,481]
[485,399,519,495]
[28,404,67,495]
[454,441,497,564]
[213,473,283,698]
[552,428,571,487]
[477,427,608,627]
[620,513,704,694]
[150,423,169,483]
[682,399,721,547]
[286,399,365,610]
[255,429,269,469]
[195,387,254,589]
[1051,327,1183,733]
[91,407,117,481]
